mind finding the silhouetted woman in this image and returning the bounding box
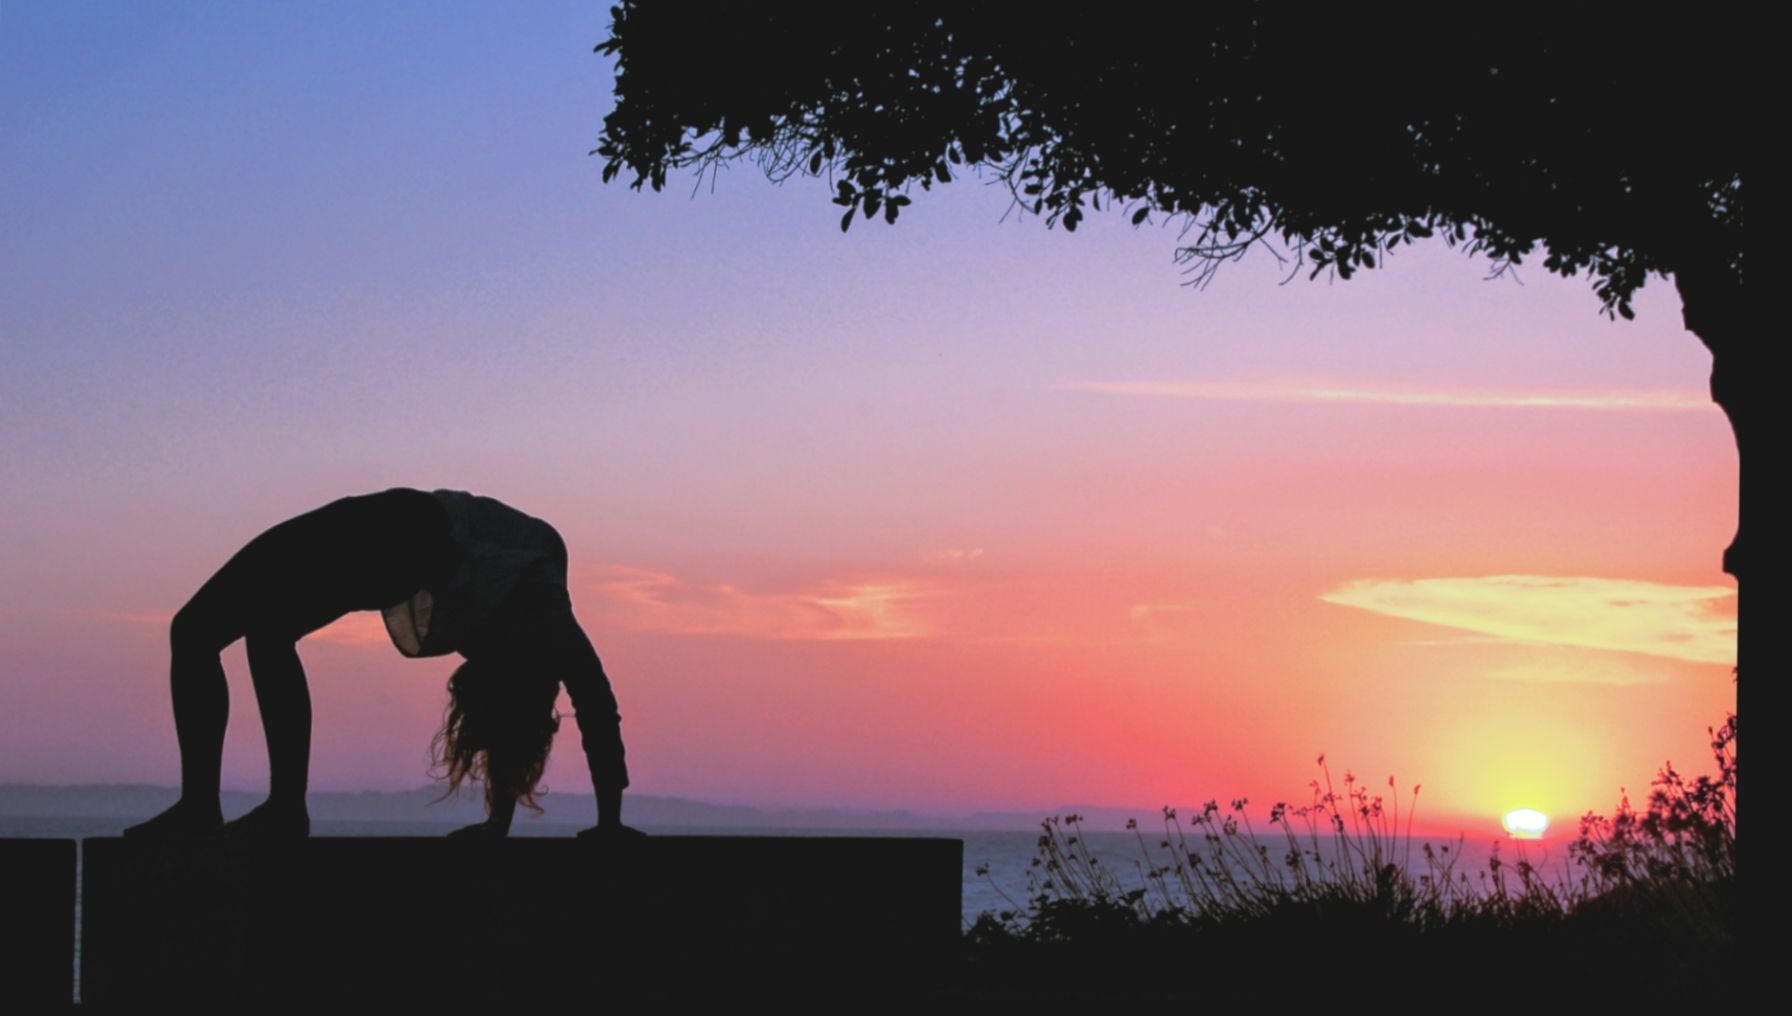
[123,487,639,840]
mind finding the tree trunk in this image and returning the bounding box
[1673,262,1742,864]
[1676,265,1744,583]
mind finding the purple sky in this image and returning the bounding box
[2,3,1735,831]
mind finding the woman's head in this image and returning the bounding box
[431,658,561,815]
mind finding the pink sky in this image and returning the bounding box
[0,3,1736,839]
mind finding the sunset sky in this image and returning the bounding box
[1,3,1736,838]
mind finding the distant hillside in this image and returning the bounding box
[0,784,1148,832]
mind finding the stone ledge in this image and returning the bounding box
[0,839,75,1007]
[81,835,963,1003]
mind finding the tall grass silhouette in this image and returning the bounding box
[962,713,1735,1001]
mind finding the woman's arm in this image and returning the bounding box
[550,613,639,834]
[570,676,632,830]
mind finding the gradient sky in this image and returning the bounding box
[1,3,1737,838]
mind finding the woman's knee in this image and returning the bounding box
[170,602,235,659]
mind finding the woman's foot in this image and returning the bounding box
[123,799,224,839]
[447,820,510,840]
[221,799,311,840]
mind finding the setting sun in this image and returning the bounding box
[1503,809,1551,839]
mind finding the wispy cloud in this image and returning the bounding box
[1125,600,1207,641]
[1127,600,1205,623]
[104,608,402,650]
[586,566,934,640]
[924,548,985,564]
[106,611,173,627]
[305,612,398,649]
[108,570,939,646]
[1063,380,1712,413]
[1484,658,1672,687]
[1321,575,1736,665]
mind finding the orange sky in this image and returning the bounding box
[0,2,1737,839]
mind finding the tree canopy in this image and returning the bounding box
[590,0,1754,875]
[593,3,1747,587]
[594,4,1742,324]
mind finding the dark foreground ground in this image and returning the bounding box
[2,837,1736,1005]
[952,879,1737,1004]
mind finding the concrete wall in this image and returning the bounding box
[0,839,75,1007]
[82,835,962,1003]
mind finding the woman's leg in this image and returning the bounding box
[244,635,313,815]
[136,593,244,833]
[122,556,265,836]
[127,490,447,837]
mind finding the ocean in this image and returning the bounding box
[3,814,1573,926]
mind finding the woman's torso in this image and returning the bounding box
[382,489,568,659]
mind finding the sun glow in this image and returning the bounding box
[1502,808,1550,839]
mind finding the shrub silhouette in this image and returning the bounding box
[963,715,1735,1001]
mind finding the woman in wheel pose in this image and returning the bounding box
[123,487,638,841]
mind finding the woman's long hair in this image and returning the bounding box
[430,658,561,815]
